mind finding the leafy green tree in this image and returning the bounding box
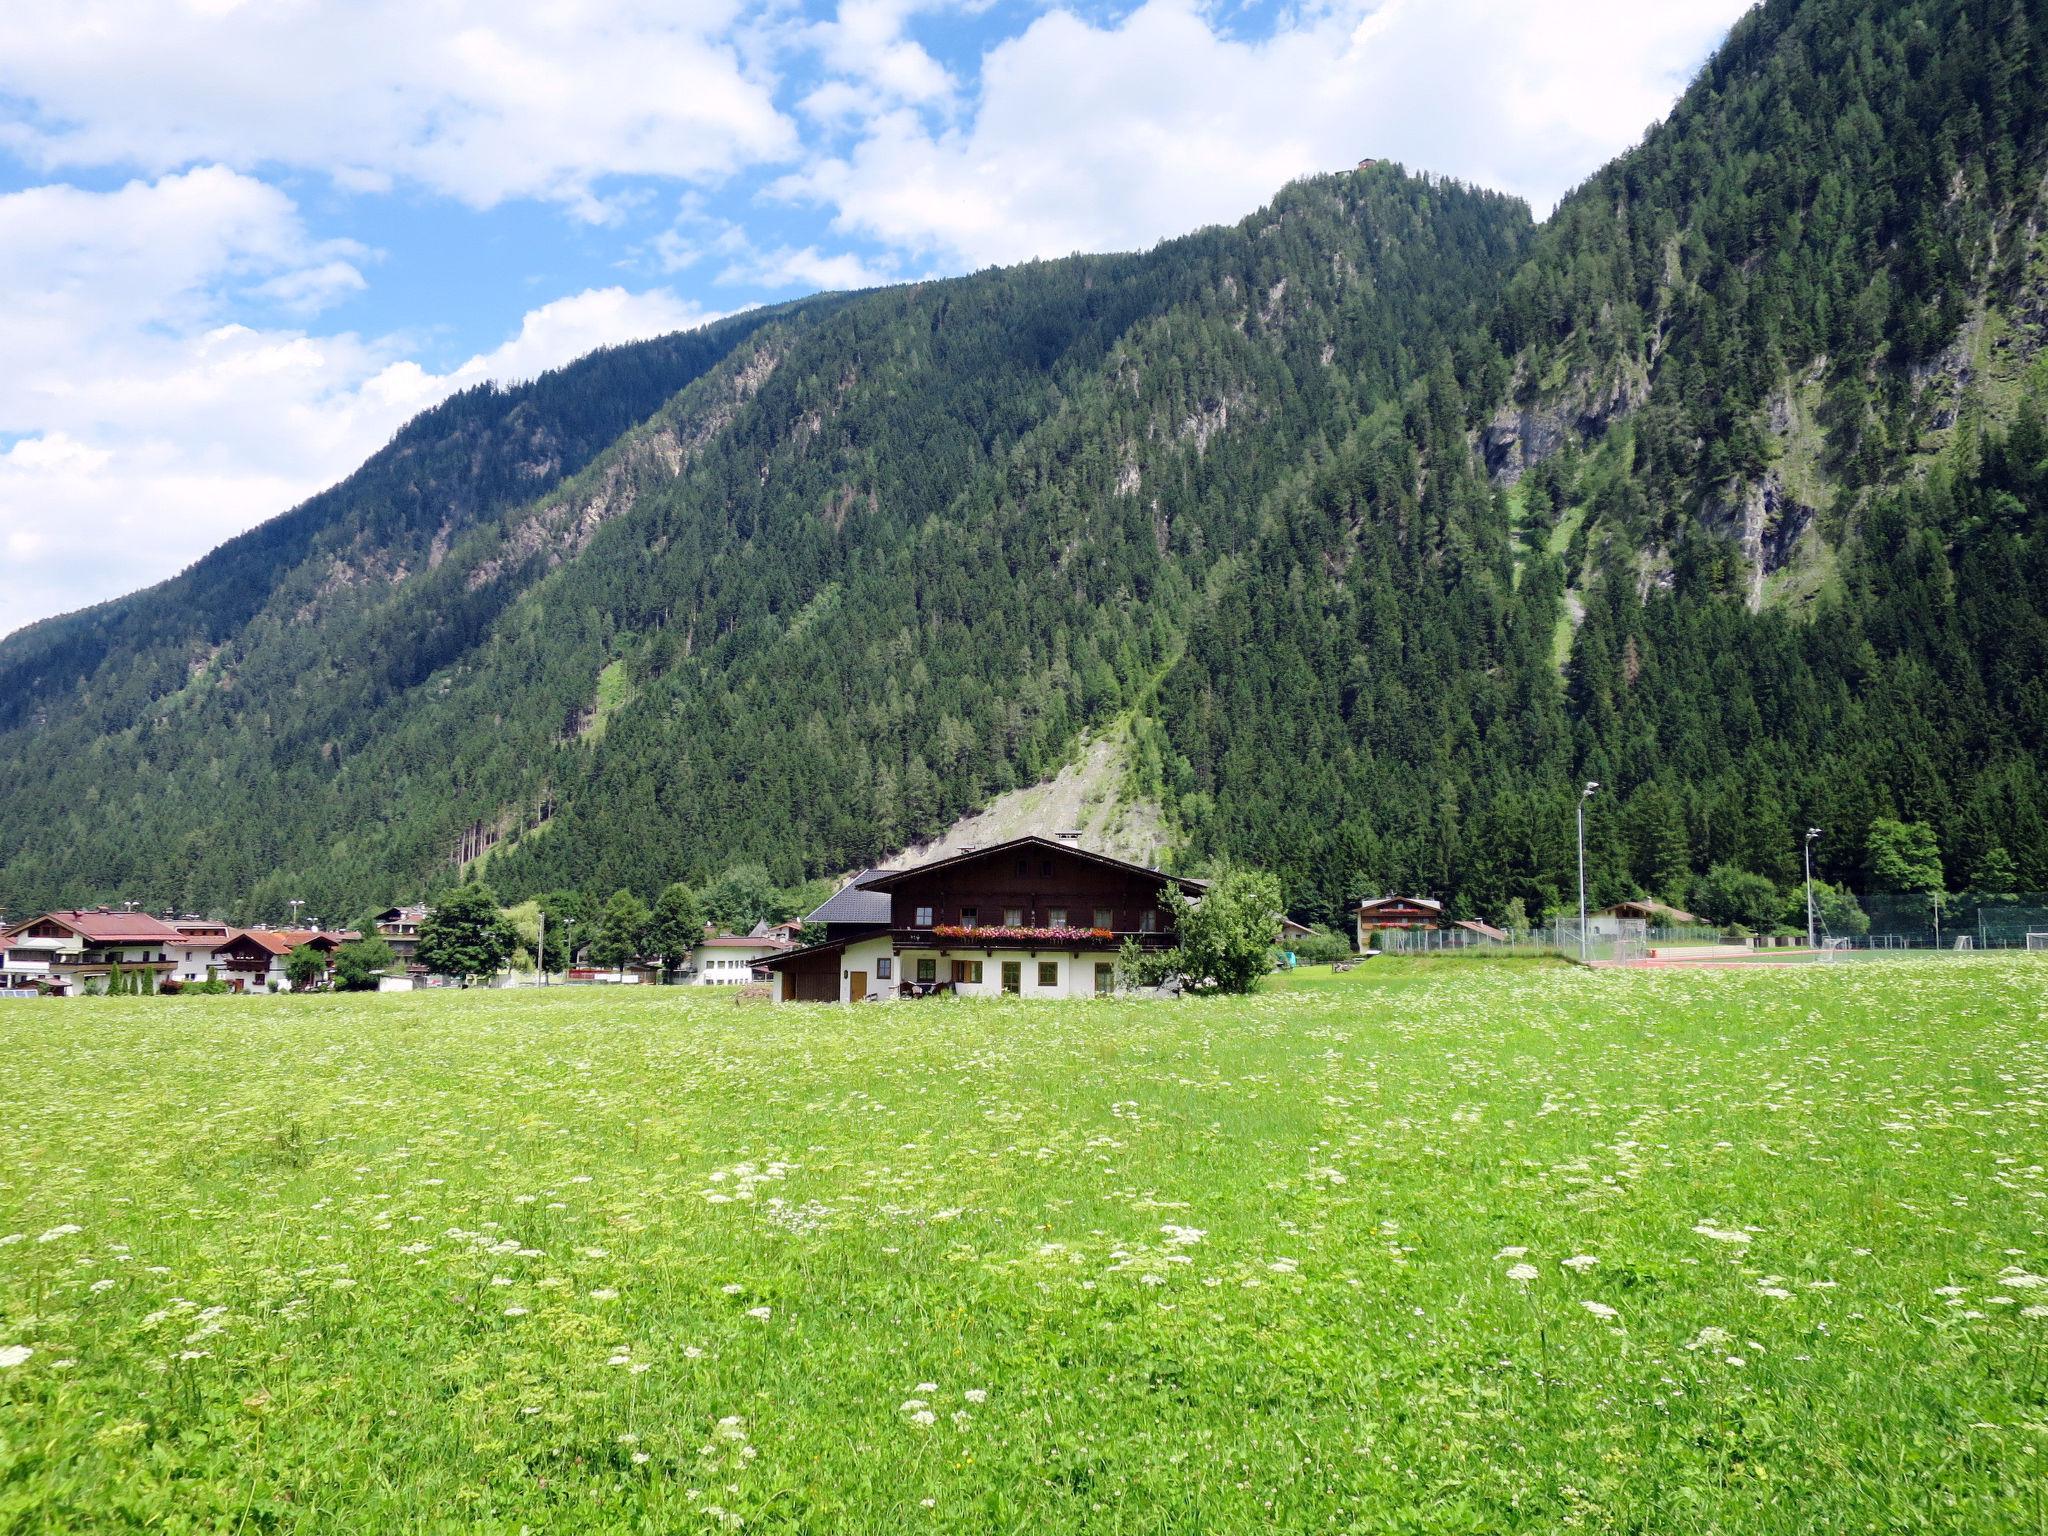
[702,864,778,935]
[537,889,597,967]
[331,935,396,991]
[1131,870,1286,995]
[1689,864,1782,931]
[285,943,330,991]
[1967,846,2019,898]
[645,883,706,980]
[416,882,518,985]
[1782,880,1869,937]
[1867,819,1945,896]
[592,889,651,981]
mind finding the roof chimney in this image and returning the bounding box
[1055,830,1082,843]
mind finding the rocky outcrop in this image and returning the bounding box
[1699,469,1815,610]
[1483,364,1649,483]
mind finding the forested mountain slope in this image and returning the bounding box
[2,0,2045,930]
[1146,0,2048,921]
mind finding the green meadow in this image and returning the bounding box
[2,959,2045,1532]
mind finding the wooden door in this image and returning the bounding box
[849,969,868,1002]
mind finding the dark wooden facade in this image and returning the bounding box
[863,839,1201,943]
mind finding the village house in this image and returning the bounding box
[371,905,428,970]
[1353,895,1507,951]
[682,932,793,985]
[169,917,232,985]
[210,928,359,992]
[756,836,1202,1003]
[1353,895,1445,948]
[0,909,184,994]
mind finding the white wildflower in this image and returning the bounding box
[1691,1223,1750,1244]
[1562,1255,1599,1271]
[746,1305,771,1321]
[0,1346,30,1368]
[1506,1263,1539,1283]
[1496,1246,1528,1259]
[1581,1300,1619,1320]
[37,1225,81,1243]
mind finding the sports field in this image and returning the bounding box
[1,957,2044,1531]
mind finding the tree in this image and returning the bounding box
[416,882,519,985]
[1967,845,2019,898]
[646,883,706,980]
[1867,818,1945,896]
[1129,869,1285,995]
[285,943,330,992]
[1689,863,1782,931]
[592,889,651,981]
[331,935,396,991]
[537,889,598,967]
[1781,879,1868,937]
[702,864,779,934]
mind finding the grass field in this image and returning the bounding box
[2,958,2046,1531]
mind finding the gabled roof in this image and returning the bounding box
[3,909,183,943]
[859,836,1205,895]
[1454,919,1509,941]
[1355,895,1443,913]
[806,869,895,927]
[1600,899,1701,924]
[227,928,358,957]
[699,934,791,950]
[753,935,852,971]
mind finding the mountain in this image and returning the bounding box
[3,0,2046,928]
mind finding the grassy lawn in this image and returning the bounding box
[2,960,2046,1531]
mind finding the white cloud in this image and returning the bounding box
[804,0,956,111]
[0,0,798,215]
[777,0,1753,267]
[0,170,719,638]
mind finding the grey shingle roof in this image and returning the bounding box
[806,870,893,926]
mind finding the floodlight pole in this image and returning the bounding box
[538,906,546,987]
[1804,828,1821,950]
[1577,781,1600,963]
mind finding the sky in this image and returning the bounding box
[0,0,1754,639]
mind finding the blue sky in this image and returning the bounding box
[0,0,1751,637]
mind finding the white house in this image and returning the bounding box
[755,837,1205,1004]
[683,933,792,985]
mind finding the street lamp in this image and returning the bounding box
[1804,828,1822,950]
[287,898,305,929]
[1577,781,1600,963]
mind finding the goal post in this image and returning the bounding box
[2029,931,2048,952]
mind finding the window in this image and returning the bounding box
[952,960,983,985]
[876,957,893,980]
[1094,908,1114,930]
[1037,961,1059,988]
[914,905,934,928]
[1049,907,1067,928]
[960,907,977,930]
[1041,858,1053,877]
[1139,909,1159,933]
[1094,963,1115,995]
[1016,857,1029,876]
[1004,907,1023,927]
[1001,961,1021,994]
[916,958,936,984]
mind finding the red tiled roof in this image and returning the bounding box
[230,928,357,957]
[5,909,182,943]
